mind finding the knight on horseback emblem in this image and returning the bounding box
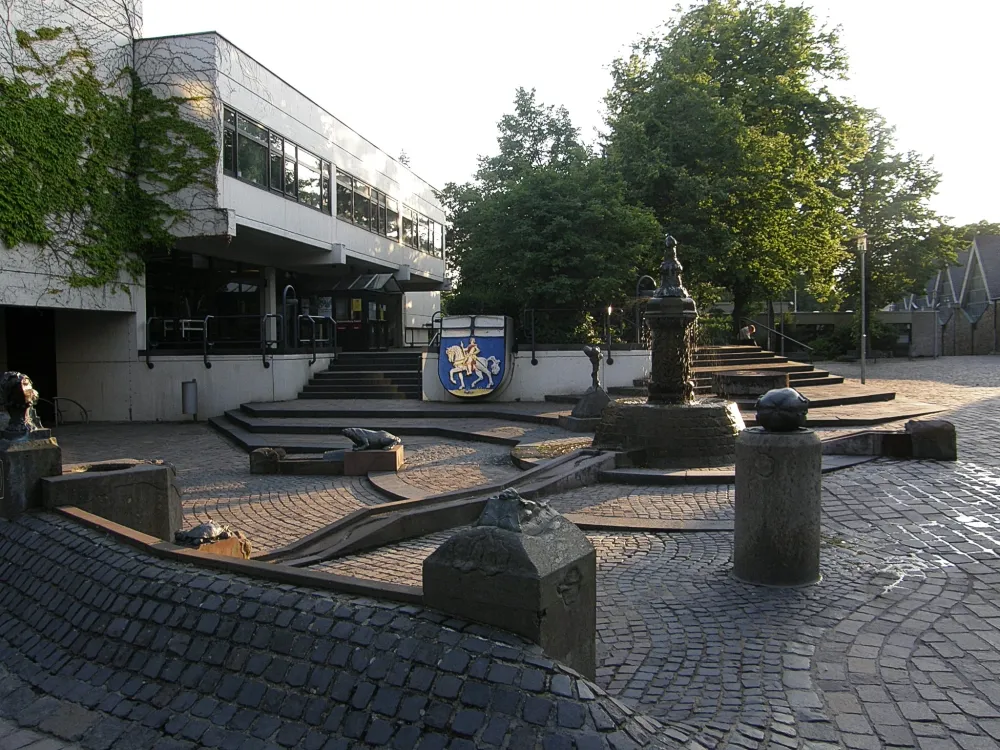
[437,316,510,398]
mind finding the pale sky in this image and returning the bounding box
[145,0,999,226]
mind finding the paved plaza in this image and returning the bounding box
[2,355,1000,748]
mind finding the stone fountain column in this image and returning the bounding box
[593,234,744,469]
[646,235,697,405]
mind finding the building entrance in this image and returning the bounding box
[327,274,403,352]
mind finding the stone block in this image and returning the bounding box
[713,370,789,399]
[905,419,957,461]
[0,437,62,519]
[734,428,822,586]
[41,459,182,540]
[343,444,404,476]
[249,447,286,474]
[570,387,611,419]
[423,489,597,678]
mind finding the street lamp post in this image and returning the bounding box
[857,233,868,385]
[606,305,615,365]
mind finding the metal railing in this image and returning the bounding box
[36,396,90,425]
[146,311,337,369]
[741,317,813,355]
[521,307,640,366]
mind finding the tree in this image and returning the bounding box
[839,112,958,312]
[398,150,410,167]
[441,88,661,343]
[604,0,867,332]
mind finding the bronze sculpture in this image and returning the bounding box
[1,371,43,441]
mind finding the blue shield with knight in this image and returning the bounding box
[437,315,511,398]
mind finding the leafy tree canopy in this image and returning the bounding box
[604,0,868,330]
[839,112,958,311]
[441,88,661,343]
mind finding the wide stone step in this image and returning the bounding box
[302,382,418,393]
[327,363,421,373]
[692,355,788,366]
[298,390,418,400]
[312,373,422,385]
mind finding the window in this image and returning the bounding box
[418,215,430,253]
[221,107,331,213]
[433,221,444,256]
[336,171,353,221]
[321,164,331,214]
[386,197,399,241]
[269,134,283,192]
[377,191,387,236]
[354,182,371,228]
[402,206,417,248]
[297,149,321,209]
[235,114,268,186]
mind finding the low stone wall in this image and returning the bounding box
[41,459,182,540]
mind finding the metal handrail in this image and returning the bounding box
[202,314,215,368]
[260,313,282,369]
[740,317,813,352]
[296,314,337,366]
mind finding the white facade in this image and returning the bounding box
[422,350,652,402]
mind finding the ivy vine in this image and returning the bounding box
[0,26,217,290]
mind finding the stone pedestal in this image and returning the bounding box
[423,490,597,678]
[0,437,62,519]
[905,419,957,461]
[594,399,744,468]
[558,387,611,432]
[734,428,822,586]
[344,444,404,476]
[42,459,182,540]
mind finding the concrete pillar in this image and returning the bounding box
[1,437,62,519]
[734,428,822,586]
[423,489,597,678]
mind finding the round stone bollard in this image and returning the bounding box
[734,388,822,586]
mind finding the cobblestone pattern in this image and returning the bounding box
[0,711,82,749]
[315,530,467,586]
[54,427,523,554]
[0,513,676,750]
[546,484,734,522]
[393,442,518,495]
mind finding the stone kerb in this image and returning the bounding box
[41,459,182,540]
[423,488,597,678]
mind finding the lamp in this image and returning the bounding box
[856,233,868,384]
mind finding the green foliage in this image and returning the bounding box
[694,315,732,346]
[0,27,217,289]
[604,0,867,332]
[810,314,898,359]
[840,112,957,311]
[441,88,662,344]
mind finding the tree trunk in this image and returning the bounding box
[731,284,751,340]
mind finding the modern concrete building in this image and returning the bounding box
[0,6,447,422]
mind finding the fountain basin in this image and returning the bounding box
[593,398,744,469]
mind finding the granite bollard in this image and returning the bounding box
[734,388,821,586]
[422,488,597,678]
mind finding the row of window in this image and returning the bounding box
[223,109,333,213]
[222,107,444,257]
[335,171,444,257]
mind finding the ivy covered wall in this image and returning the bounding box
[0,0,217,294]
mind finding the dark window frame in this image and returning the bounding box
[222,106,331,215]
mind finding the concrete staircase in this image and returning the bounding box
[608,344,849,400]
[298,351,423,400]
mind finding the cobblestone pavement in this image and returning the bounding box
[54,426,522,553]
[0,515,672,749]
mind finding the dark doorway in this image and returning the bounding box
[4,307,57,424]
